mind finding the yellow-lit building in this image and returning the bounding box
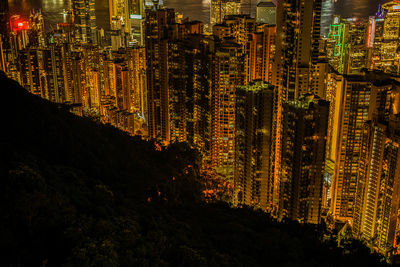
[210,0,241,27]
[279,94,329,224]
[72,0,97,44]
[352,84,400,253]
[210,40,245,188]
[235,81,277,211]
[380,1,400,74]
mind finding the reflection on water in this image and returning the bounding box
[321,0,384,36]
[9,0,71,30]
[164,0,210,23]
[9,0,109,31]
[8,0,386,34]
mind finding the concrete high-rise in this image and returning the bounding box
[272,1,323,202]
[212,15,276,84]
[145,7,176,143]
[279,94,329,224]
[248,24,276,83]
[273,0,322,100]
[145,7,205,144]
[380,1,400,75]
[329,72,392,222]
[210,40,245,187]
[235,81,277,211]
[109,0,131,49]
[72,0,97,44]
[352,83,400,253]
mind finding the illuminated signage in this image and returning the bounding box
[333,16,339,24]
[11,20,29,31]
[393,5,400,10]
[130,14,143,20]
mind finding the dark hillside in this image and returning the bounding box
[0,72,387,266]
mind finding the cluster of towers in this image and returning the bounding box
[2,0,400,255]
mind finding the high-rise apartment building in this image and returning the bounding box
[38,46,65,103]
[127,47,147,117]
[72,0,97,44]
[145,7,176,143]
[352,84,400,252]
[109,0,131,49]
[129,0,146,46]
[18,48,41,96]
[273,0,322,100]
[330,72,391,222]
[272,0,323,216]
[145,7,204,144]
[213,15,256,47]
[330,74,372,222]
[70,52,86,104]
[380,1,400,75]
[210,40,245,186]
[168,24,208,144]
[279,94,329,224]
[180,35,213,160]
[235,81,277,211]
[212,15,275,84]
[248,24,276,83]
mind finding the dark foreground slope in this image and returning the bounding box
[0,73,386,266]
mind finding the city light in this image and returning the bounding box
[1,0,400,264]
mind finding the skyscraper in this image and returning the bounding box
[369,15,385,71]
[272,0,323,217]
[145,7,176,143]
[181,35,213,161]
[38,46,65,103]
[352,83,400,253]
[330,72,390,222]
[326,15,346,73]
[380,1,400,75]
[145,7,205,144]
[327,16,371,75]
[212,14,256,48]
[127,47,147,117]
[168,23,207,144]
[279,94,329,224]
[72,0,97,44]
[248,24,276,83]
[18,48,41,96]
[235,81,277,211]
[210,40,245,186]
[109,0,131,49]
[273,0,322,100]
[129,0,146,46]
[212,14,276,84]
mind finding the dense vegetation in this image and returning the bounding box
[1,72,388,266]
